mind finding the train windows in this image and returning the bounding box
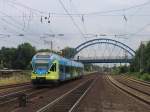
[36,55,50,58]
[65,66,70,73]
[59,65,64,73]
[34,63,48,70]
[72,67,75,74]
[64,65,83,75]
[50,63,56,72]
[35,59,49,63]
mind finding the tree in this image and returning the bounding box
[12,43,36,69]
[130,41,150,73]
[144,42,150,72]
[0,47,16,69]
[84,64,93,72]
[61,47,76,58]
[119,65,129,73]
[38,49,59,54]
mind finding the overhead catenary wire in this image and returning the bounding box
[58,0,85,38]
[6,0,40,15]
[1,0,150,46]
[69,1,89,45]
[1,14,150,18]
[1,0,148,18]
[6,0,58,39]
[0,2,39,34]
[128,23,150,37]
[85,0,150,16]
[0,18,40,45]
[0,1,51,45]
[0,10,24,29]
[0,38,19,45]
[5,0,150,16]
[2,0,148,43]
[69,1,87,34]
[0,18,23,33]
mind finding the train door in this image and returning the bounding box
[48,60,59,80]
[59,64,66,81]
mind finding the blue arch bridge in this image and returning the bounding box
[72,38,135,64]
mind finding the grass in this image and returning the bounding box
[128,72,150,82]
[84,71,97,75]
[0,70,96,86]
[111,70,150,82]
[0,71,31,86]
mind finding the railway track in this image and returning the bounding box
[0,75,97,112]
[107,75,150,105]
[37,78,97,112]
[0,84,33,96]
[0,86,48,106]
[0,82,30,90]
[114,75,150,96]
[119,75,150,86]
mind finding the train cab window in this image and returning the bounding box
[50,63,56,72]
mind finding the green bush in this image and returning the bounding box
[128,72,150,81]
[140,73,150,81]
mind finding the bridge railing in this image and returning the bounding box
[74,56,133,60]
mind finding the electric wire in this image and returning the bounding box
[0,10,24,28]
[58,0,85,37]
[6,0,150,16]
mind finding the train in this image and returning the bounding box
[31,52,84,85]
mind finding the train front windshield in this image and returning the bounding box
[33,59,51,74]
[35,64,49,70]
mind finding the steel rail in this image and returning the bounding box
[37,78,96,112]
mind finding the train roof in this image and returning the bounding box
[33,52,84,68]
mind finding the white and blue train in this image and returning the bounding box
[31,52,84,85]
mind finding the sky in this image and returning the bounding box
[0,0,150,58]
